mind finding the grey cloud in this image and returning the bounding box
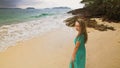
[0,0,43,8]
[0,0,21,8]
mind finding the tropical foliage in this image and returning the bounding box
[80,0,120,22]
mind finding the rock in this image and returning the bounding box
[64,15,115,31]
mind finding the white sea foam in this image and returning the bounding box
[0,14,72,52]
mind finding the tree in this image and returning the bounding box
[80,0,120,22]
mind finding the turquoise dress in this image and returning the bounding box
[69,34,86,68]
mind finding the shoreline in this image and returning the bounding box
[0,13,72,52]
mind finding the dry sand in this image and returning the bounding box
[0,21,120,68]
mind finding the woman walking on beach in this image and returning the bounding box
[69,18,88,68]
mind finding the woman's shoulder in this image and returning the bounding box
[75,33,84,40]
[79,33,84,38]
[76,34,84,41]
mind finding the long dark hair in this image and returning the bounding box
[76,18,88,44]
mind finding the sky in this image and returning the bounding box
[0,0,84,9]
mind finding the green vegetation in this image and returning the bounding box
[68,0,120,22]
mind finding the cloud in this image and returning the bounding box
[0,0,21,8]
[0,0,84,9]
[0,0,43,8]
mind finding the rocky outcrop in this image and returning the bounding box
[64,15,115,31]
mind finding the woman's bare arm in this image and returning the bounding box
[72,41,80,61]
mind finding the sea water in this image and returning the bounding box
[0,8,72,52]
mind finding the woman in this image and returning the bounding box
[69,18,88,68]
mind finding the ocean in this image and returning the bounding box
[0,8,72,52]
